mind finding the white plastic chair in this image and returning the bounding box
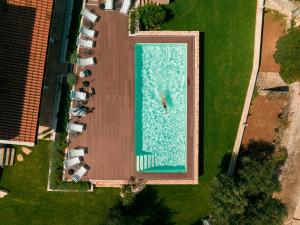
[72,165,89,182]
[77,57,96,67]
[105,0,113,10]
[70,90,87,101]
[66,123,85,133]
[79,26,96,38]
[67,148,85,158]
[64,157,81,169]
[81,7,99,23]
[120,0,131,15]
[76,37,95,48]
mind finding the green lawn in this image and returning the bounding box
[0,1,256,224]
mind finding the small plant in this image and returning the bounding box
[120,176,145,206]
[66,72,77,86]
[70,53,78,64]
[129,9,138,34]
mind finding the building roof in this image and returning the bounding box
[0,0,53,145]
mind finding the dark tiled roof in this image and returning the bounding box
[0,0,53,144]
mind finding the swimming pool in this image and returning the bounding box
[135,43,187,173]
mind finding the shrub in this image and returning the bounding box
[129,9,138,34]
[70,53,78,64]
[66,0,83,61]
[66,72,77,86]
[274,26,300,83]
[138,4,167,30]
[212,142,287,225]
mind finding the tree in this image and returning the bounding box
[66,72,77,86]
[274,26,300,83]
[138,4,167,30]
[212,142,287,225]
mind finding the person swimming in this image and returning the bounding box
[162,97,168,114]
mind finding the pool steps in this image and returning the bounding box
[136,154,158,171]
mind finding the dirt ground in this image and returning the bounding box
[242,94,287,145]
[259,11,286,72]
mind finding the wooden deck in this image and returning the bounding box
[68,9,198,183]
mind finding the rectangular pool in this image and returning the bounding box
[135,43,187,173]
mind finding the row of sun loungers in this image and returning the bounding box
[64,148,89,182]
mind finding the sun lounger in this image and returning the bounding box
[120,0,131,15]
[105,0,113,10]
[76,37,95,48]
[69,106,87,117]
[66,123,85,133]
[77,57,96,67]
[79,26,96,38]
[72,165,89,182]
[67,148,85,158]
[64,157,81,169]
[70,90,87,101]
[81,7,99,23]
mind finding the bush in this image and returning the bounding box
[70,53,78,64]
[129,10,138,34]
[274,26,300,83]
[212,142,287,225]
[66,0,83,61]
[56,78,70,136]
[66,72,77,86]
[138,4,167,30]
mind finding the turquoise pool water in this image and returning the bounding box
[135,43,187,173]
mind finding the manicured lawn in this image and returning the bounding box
[0,1,256,224]
[157,0,256,223]
[0,141,118,225]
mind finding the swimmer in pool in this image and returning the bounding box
[162,97,167,114]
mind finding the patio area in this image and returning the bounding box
[67,6,199,185]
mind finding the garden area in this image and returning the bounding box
[0,0,257,224]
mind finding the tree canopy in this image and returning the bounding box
[212,142,287,225]
[274,26,300,83]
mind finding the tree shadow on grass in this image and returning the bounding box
[102,186,176,225]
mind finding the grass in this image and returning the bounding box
[0,0,256,224]
[157,0,256,223]
[0,141,118,225]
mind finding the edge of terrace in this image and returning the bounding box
[92,31,199,187]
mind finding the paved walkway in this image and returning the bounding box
[227,0,265,176]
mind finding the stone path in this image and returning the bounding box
[227,0,265,175]
[266,0,300,27]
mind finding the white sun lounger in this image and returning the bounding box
[105,0,113,10]
[77,57,96,67]
[69,106,87,117]
[79,26,96,38]
[76,37,95,48]
[70,90,87,101]
[67,148,85,159]
[66,123,85,133]
[81,7,99,23]
[64,157,81,169]
[120,0,131,15]
[72,165,89,182]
